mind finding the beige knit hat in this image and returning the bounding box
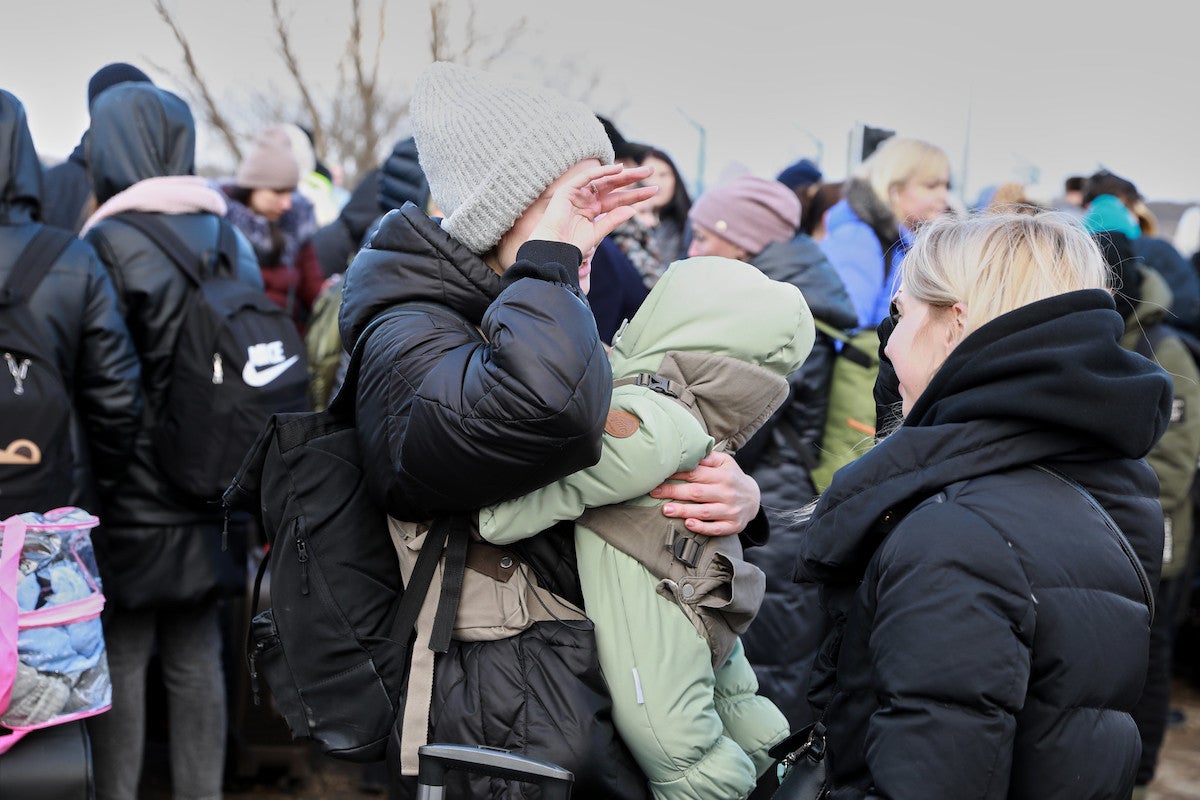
[411,61,614,255]
[236,126,301,190]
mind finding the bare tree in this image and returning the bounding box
[151,0,242,161]
[149,0,532,187]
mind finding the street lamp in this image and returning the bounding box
[676,107,707,197]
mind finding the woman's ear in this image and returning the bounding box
[946,302,968,349]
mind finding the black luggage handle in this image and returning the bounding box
[416,744,573,800]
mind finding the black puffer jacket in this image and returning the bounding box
[40,139,92,234]
[338,202,612,522]
[796,290,1170,799]
[0,90,142,508]
[82,84,261,527]
[341,203,644,797]
[734,233,857,731]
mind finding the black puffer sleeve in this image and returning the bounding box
[72,242,143,483]
[356,241,612,520]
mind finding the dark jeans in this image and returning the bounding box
[88,602,227,800]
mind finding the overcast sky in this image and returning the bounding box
[5,0,1199,204]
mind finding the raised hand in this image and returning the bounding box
[529,163,657,256]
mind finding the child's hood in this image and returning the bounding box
[608,256,815,379]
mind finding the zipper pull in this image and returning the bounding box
[5,352,30,396]
[247,648,262,706]
[296,536,309,596]
[212,353,223,384]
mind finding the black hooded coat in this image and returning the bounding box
[796,290,1171,799]
[0,89,142,512]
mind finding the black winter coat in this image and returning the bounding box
[82,85,262,528]
[796,290,1171,799]
[40,140,92,234]
[339,202,612,523]
[340,203,648,798]
[734,233,857,731]
[0,91,142,510]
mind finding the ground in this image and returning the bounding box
[195,682,1200,798]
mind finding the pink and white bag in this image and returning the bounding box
[0,507,111,754]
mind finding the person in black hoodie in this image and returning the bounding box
[788,212,1171,799]
[341,61,765,799]
[40,62,153,234]
[0,89,142,514]
[79,82,263,800]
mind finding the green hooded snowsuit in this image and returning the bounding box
[481,255,815,800]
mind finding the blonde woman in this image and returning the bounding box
[792,213,1171,798]
[819,136,951,328]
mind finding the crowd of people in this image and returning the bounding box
[3,56,1200,800]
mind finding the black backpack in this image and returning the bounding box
[223,302,475,762]
[0,227,76,518]
[115,212,310,500]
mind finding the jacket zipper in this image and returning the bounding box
[295,518,309,596]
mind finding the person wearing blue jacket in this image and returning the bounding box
[818,136,951,328]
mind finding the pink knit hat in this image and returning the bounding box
[688,175,802,255]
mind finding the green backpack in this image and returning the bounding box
[304,277,344,412]
[808,319,880,493]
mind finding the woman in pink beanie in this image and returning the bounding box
[687,175,804,260]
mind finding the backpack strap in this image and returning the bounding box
[0,227,75,306]
[611,372,690,405]
[113,212,238,287]
[1033,464,1155,623]
[812,317,875,369]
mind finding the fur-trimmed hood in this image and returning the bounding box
[842,176,901,248]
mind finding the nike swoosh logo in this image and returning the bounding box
[242,355,300,387]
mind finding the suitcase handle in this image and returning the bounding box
[416,744,573,800]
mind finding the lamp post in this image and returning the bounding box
[677,107,707,197]
[797,127,824,168]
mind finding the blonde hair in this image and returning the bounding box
[858,137,951,216]
[901,212,1109,335]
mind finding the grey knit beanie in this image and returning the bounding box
[236,126,301,190]
[411,61,614,255]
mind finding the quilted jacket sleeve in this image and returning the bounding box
[818,223,884,329]
[356,241,614,520]
[72,242,143,482]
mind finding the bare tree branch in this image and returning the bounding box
[152,0,241,161]
[270,0,324,154]
[155,0,536,187]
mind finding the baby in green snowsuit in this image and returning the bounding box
[481,256,815,800]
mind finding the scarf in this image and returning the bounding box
[81,176,227,234]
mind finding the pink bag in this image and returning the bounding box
[0,514,23,714]
[0,507,110,754]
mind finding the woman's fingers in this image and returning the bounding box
[593,206,637,241]
[588,164,653,195]
[569,162,625,189]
